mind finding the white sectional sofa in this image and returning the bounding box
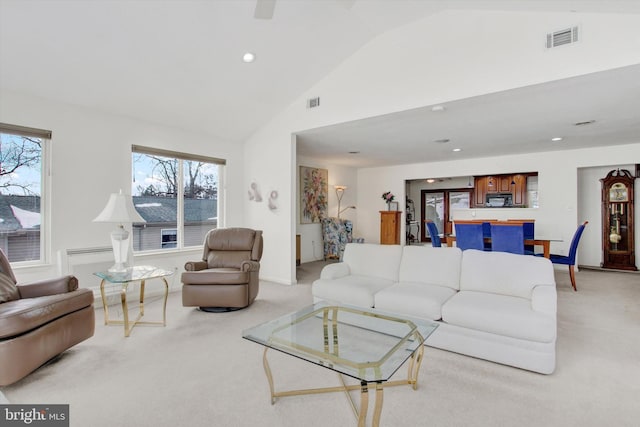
[312,243,557,374]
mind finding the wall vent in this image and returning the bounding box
[546,26,579,48]
[307,97,320,108]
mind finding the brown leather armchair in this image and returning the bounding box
[182,228,263,312]
[0,249,95,386]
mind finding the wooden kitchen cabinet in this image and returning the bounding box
[512,174,527,206]
[497,176,512,192]
[473,173,532,207]
[474,176,489,206]
[380,211,401,244]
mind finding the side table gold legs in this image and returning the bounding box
[99,277,169,337]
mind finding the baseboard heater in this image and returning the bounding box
[62,247,142,309]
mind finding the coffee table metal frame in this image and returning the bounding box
[95,265,173,337]
[243,302,438,426]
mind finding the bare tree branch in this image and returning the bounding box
[0,135,41,195]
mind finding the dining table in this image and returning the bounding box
[443,235,558,258]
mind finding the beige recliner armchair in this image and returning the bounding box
[182,228,263,312]
[0,249,95,386]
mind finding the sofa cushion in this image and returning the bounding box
[399,246,462,291]
[460,250,555,299]
[375,282,457,320]
[312,275,395,308]
[442,291,556,343]
[0,273,19,303]
[0,289,94,339]
[342,243,403,282]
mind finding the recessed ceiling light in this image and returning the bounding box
[551,137,563,142]
[452,148,462,152]
[431,105,446,112]
[433,138,450,144]
[242,52,256,63]
[426,179,436,183]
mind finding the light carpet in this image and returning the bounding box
[1,263,639,427]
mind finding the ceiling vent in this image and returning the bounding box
[307,97,320,109]
[546,26,579,49]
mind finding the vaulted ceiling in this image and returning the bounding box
[1,0,639,167]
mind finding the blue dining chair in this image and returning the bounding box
[490,223,524,255]
[425,221,441,247]
[454,223,484,251]
[509,219,535,254]
[537,221,588,291]
[481,221,493,251]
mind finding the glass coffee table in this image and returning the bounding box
[95,265,173,337]
[243,301,438,426]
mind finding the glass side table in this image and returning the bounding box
[94,265,174,337]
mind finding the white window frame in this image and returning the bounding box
[131,145,225,253]
[0,123,51,266]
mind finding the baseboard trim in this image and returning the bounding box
[579,264,640,274]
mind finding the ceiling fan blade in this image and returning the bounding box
[254,0,276,20]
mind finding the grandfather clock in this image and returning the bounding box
[601,169,637,271]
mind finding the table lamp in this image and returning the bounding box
[93,190,146,272]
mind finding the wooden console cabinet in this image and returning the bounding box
[380,211,401,245]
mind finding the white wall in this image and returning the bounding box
[243,9,640,284]
[0,91,245,284]
[357,145,640,265]
[296,156,358,265]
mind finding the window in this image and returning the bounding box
[0,123,50,263]
[131,145,224,252]
[161,229,177,249]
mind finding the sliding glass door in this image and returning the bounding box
[421,189,472,242]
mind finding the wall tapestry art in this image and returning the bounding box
[300,166,328,224]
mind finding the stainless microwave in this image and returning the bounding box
[486,193,513,207]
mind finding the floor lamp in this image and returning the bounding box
[335,185,356,219]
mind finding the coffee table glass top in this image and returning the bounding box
[94,265,174,283]
[242,301,438,382]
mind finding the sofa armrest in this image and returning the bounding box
[17,275,79,299]
[241,260,260,272]
[531,285,557,316]
[320,262,350,280]
[184,261,208,271]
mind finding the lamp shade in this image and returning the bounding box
[93,190,146,224]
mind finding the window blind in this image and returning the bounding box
[132,145,226,165]
[0,123,52,139]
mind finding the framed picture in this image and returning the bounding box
[389,201,399,211]
[300,166,328,224]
